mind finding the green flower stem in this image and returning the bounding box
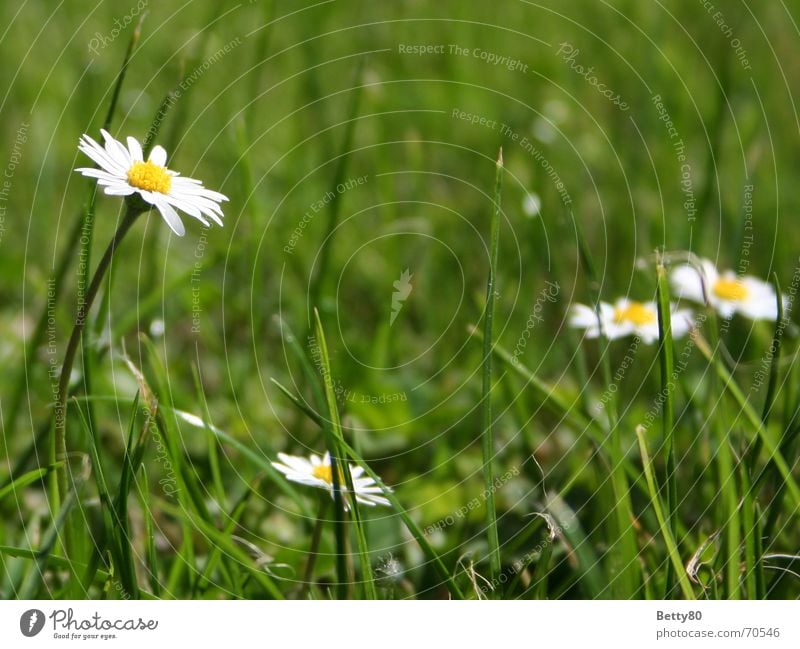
[299,496,330,599]
[51,203,144,516]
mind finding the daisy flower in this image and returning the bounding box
[272,451,391,508]
[569,298,693,344]
[671,258,784,320]
[76,129,228,236]
[522,191,541,218]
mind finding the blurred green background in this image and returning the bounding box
[1,0,799,598]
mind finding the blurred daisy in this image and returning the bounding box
[522,192,541,218]
[671,259,783,320]
[76,129,228,237]
[569,298,693,344]
[272,451,391,508]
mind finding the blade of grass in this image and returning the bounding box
[72,397,125,598]
[635,425,695,599]
[0,546,156,598]
[693,331,800,506]
[716,433,741,599]
[156,497,283,599]
[192,474,266,598]
[313,308,375,599]
[77,13,147,503]
[2,16,143,455]
[572,208,640,598]
[480,148,504,590]
[134,465,161,598]
[308,56,365,311]
[739,462,764,598]
[192,366,227,510]
[545,491,605,598]
[0,465,60,503]
[655,255,678,596]
[746,274,784,473]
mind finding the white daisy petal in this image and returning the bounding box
[163,195,209,225]
[76,131,228,236]
[76,168,123,182]
[127,136,143,162]
[568,303,602,329]
[104,185,135,196]
[670,264,707,304]
[101,129,131,167]
[149,145,168,167]
[674,258,781,321]
[79,136,127,174]
[152,197,186,237]
[271,451,391,508]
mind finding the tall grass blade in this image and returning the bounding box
[480,148,504,589]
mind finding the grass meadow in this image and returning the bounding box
[1,0,799,600]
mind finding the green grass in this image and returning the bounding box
[1,1,799,600]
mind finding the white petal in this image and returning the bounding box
[149,145,168,167]
[568,304,598,329]
[100,129,131,167]
[671,264,707,304]
[78,135,127,174]
[716,302,736,319]
[127,136,144,162]
[278,454,314,475]
[104,184,135,196]
[739,296,778,321]
[152,197,186,236]
[670,309,694,338]
[171,177,228,202]
[634,324,660,344]
[163,195,208,224]
[604,321,635,340]
[76,167,123,182]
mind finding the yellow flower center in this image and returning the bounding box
[713,277,748,302]
[312,464,332,484]
[312,463,345,485]
[127,160,172,194]
[613,301,656,326]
